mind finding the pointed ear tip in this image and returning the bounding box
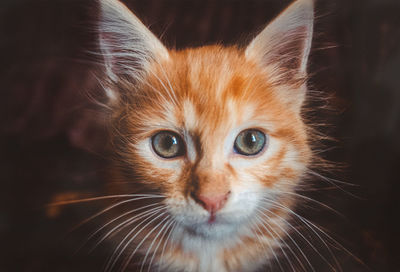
[295,0,315,6]
[98,0,111,9]
[295,0,315,13]
[288,0,314,16]
[98,0,115,16]
[98,0,128,16]
[290,0,315,26]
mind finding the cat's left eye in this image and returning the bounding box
[234,129,267,156]
[151,131,185,159]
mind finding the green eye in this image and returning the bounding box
[234,129,266,156]
[152,131,185,158]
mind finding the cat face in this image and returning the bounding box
[117,47,311,241]
[98,0,314,270]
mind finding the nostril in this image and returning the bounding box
[192,191,231,213]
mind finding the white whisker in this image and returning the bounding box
[158,221,178,272]
[120,212,169,272]
[138,217,172,272]
[89,205,165,253]
[72,195,165,232]
[47,193,164,207]
[261,198,341,272]
[147,219,175,272]
[257,206,314,272]
[105,208,167,272]
[254,213,296,272]
[250,214,284,272]
[270,189,344,217]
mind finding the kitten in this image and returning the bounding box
[96,0,315,271]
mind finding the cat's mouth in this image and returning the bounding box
[184,222,232,239]
[202,210,231,225]
[207,212,217,224]
[171,199,258,239]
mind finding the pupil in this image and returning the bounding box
[245,132,256,147]
[163,135,176,149]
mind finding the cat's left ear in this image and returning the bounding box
[245,0,314,110]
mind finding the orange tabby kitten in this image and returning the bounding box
[97,0,314,271]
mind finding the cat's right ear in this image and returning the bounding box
[98,0,169,90]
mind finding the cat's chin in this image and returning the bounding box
[180,215,244,241]
[171,205,258,241]
[183,222,238,240]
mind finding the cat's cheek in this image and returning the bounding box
[226,178,264,221]
[281,144,309,174]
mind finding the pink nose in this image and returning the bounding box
[194,192,230,213]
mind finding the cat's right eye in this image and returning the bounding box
[151,131,185,159]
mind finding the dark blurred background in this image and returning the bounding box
[0,0,399,271]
